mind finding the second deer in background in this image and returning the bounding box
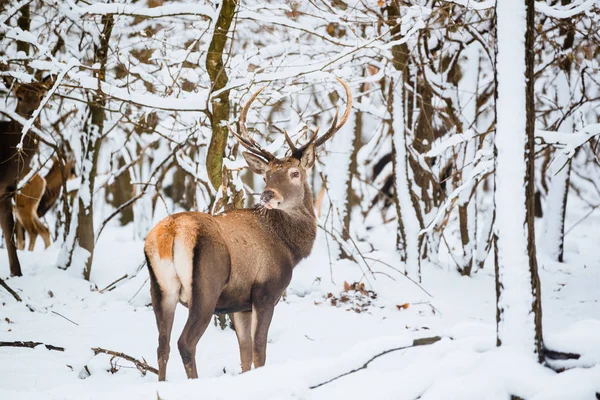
[14,156,77,251]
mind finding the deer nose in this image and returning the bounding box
[261,189,275,203]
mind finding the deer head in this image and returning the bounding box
[14,76,53,117]
[229,78,352,212]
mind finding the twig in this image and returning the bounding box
[310,336,444,389]
[99,274,128,294]
[565,204,599,236]
[51,311,79,326]
[101,260,148,295]
[362,257,433,298]
[0,341,65,352]
[91,347,158,376]
[129,277,149,304]
[0,277,22,302]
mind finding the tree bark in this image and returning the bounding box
[494,0,544,361]
[206,0,237,191]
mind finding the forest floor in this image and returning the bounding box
[1,200,599,399]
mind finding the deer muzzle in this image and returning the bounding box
[261,189,283,209]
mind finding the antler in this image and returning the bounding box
[228,87,277,162]
[295,77,353,156]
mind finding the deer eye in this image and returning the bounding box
[290,170,300,179]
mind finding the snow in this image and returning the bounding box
[1,0,599,398]
[1,201,599,399]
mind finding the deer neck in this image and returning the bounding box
[259,185,316,264]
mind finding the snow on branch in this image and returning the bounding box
[441,0,495,10]
[19,57,80,148]
[420,152,493,235]
[535,0,599,19]
[65,2,216,20]
[423,129,478,158]
[535,124,600,158]
[75,75,208,112]
[0,0,33,25]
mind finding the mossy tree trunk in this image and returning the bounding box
[206,0,237,192]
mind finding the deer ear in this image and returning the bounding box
[41,74,55,88]
[300,143,315,170]
[242,152,269,175]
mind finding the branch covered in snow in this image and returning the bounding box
[65,2,216,20]
[441,0,495,10]
[535,0,599,19]
[535,124,600,158]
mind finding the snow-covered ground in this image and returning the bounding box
[1,198,599,399]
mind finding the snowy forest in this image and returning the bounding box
[1,0,599,398]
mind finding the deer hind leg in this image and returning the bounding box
[33,216,51,248]
[232,311,252,372]
[177,236,230,379]
[15,219,25,251]
[147,254,179,382]
[24,216,38,252]
[0,195,22,276]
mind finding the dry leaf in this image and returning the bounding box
[343,281,351,292]
[396,303,410,310]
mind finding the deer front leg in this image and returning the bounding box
[232,311,252,372]
[251,295,275,369]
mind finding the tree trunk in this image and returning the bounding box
[205,0,237,191]
[544,156,571,262]
[391,77,422,281]
[58,15,113,280]
[457,44,480,276]
[494,0,544,360]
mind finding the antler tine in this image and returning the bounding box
[228,123,276,161]
[239,87,264,137]
[314,77,352,148]
[283,129,299,154]
[295,78,352,156]
[232,86,276,161]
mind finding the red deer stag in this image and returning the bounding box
[144,78,352,381]
[14,156,77,251]
[0,79,51,276]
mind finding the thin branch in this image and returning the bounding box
[0,341,65,351]
[51,310,79,326]
[310,336,444,389]
[91,347,158,376]
[0,278,22,302]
